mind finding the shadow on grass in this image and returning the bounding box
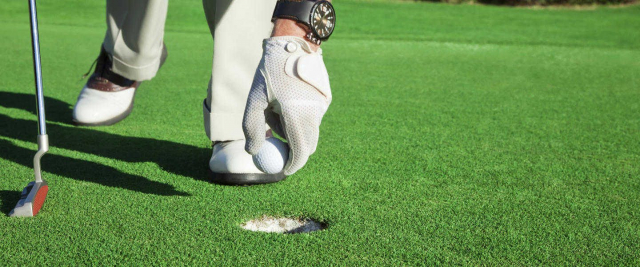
[0,92,210,196]
[0,139,189,196]
[0,91,74,125]
[0,190,21,215]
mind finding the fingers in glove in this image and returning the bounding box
[242,71,269,155]
[281,103,323,175]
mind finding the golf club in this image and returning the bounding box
[9,0,50,217]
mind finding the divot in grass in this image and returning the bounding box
[241,216,327,234]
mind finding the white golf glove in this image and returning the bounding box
[243,36,332,175]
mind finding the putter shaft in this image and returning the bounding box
[29,0,47,136]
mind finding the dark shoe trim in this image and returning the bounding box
[86,74,140,92]
[94,47,137,88]
[209,169,286,186]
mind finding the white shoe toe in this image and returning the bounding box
[209,140,263,174]
[73,86,136,125]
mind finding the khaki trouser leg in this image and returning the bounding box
[103,0,168,81]
[101,0,275,141]
[202,0,277,142]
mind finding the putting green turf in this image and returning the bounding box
[1,0,639,265]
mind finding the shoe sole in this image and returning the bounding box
[210,170,286,185]
[73,97,135,127]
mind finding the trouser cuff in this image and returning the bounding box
[110,43,168,82]
[203,99,246,142]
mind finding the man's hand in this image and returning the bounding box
[272,18,321,51]
[242,36,331,175]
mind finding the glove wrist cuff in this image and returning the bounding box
[266,36,321,54]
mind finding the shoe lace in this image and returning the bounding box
[80,57,99,80]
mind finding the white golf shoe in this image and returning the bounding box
[73,46,166,126]
[209,140,286,185]
[73,85,138,126]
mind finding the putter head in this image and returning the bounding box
[9,180,48,217]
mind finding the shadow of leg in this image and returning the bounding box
[0,91,74,125]
[0,139,189,196]
[0,111,211,182]
[0,190,22,215]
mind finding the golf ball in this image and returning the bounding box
[252,137,290,174]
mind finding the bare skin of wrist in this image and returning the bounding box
[272,19,320,51]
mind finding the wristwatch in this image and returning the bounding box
[272,0,336,45]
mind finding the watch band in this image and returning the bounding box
[305,32,322,46]
[272,0,316,25]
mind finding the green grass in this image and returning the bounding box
[1,0,639,265]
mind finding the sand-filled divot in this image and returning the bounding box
[241,216,326,234]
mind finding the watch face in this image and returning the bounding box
[310,1,335,40]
